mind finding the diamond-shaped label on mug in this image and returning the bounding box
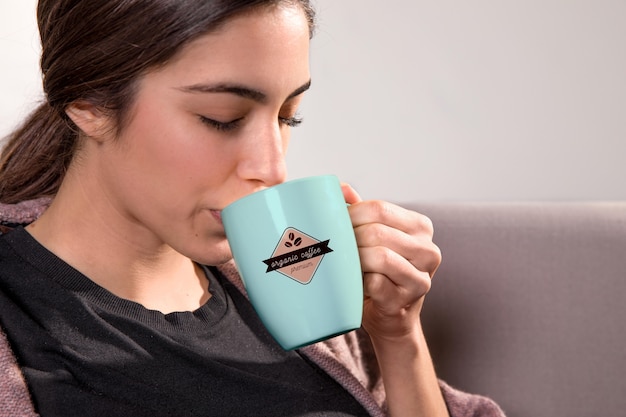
[262,227,333,284]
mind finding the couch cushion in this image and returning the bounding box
[412,202,626,417]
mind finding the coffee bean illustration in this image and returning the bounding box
[285,231,303,248]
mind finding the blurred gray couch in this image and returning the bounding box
[413,202,626,417]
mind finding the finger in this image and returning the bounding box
[359,246,432,303]
[362,270,430,316]
[341,183,362,205]
[348,200,435,239]
[362,272,401,313]
[354,222,442,277]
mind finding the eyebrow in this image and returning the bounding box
[178,79,312,103]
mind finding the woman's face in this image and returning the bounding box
[88,4,311,265]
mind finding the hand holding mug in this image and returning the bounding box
[341,184,442,341]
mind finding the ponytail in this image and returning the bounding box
[0,102,76,204]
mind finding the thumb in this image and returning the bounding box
[341,182,362,204]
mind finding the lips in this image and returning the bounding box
[209,209,223,224]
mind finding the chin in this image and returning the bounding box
[191,239,233,266]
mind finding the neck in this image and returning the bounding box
[26,172,211,314]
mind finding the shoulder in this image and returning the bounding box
[0,197,52,233]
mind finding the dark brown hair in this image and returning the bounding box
[0,0,315,204]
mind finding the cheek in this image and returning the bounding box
[127,104,194,167]
[119,103,233,195]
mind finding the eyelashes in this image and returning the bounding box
[279,114,303,128]
[199,114,303,132]
[199,116,243,132]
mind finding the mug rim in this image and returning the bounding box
[222,174,339,215]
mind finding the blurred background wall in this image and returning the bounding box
[2,1,625,202]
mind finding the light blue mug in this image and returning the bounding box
[222,175,363,350]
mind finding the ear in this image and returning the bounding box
[65,101,112,140]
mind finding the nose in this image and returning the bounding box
[237,121,288,187]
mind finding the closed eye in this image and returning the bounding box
[199,113,303,132]
[199,116,243,132]
[279,114,303,128]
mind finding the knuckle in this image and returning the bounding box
[419,273,433,294]
[431,243,442,273]
[414,212,435,235]
[375,246,396,268]
[424,242,442,278]
[363,223,387,246]
[369,200,395,222]
[421,214,435,235]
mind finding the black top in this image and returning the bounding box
[0,227,368,416]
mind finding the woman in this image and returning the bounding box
[0,1,504,416]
